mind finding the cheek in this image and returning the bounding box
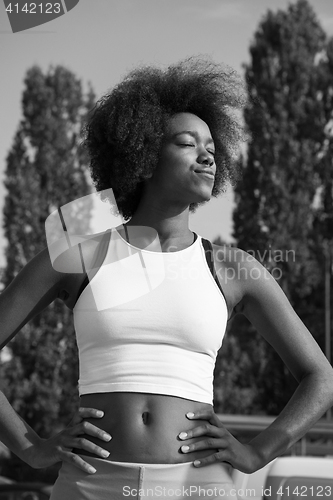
[155,153,185,178]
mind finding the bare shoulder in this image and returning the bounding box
[49,230,109,274]
[210,244,249,318]
[210,243,333,382]
[0,230,111,348]
[48,229,111,306]
[211,243,253,269]
[210,244,273,316]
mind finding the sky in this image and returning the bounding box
[1,0,333,268]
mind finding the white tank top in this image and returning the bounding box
[73,227,228,404]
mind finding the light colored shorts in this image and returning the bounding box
[50,455,238,499]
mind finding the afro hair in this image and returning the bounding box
[83,56,247,220]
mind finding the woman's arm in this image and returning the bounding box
[237,251,333,466]
[179,249,333,472]
[0,245,111,473]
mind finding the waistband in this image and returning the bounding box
[80,455,234,481]
[51,455,238,500]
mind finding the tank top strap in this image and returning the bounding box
[200,237,227,308]
[73,228,112,308]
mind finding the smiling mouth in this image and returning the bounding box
[195,171,215,180]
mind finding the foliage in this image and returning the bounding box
[1,65,95,480]
[215,0,332,415]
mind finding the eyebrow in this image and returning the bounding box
[171,131,215,145]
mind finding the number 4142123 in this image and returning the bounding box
[5,3,61,14]
[276,485,332,496]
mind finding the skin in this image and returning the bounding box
[0,113,333,477]
[71,112,224,466]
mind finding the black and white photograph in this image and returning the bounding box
[0,1,333,499]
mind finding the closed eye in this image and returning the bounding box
[178,143,215,156]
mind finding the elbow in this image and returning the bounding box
[324,372,333,407]
[301,365,333,408]
[314,368,333,409]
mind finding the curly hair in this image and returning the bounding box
[83,56,247,220]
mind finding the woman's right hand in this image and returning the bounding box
[27,407,112,474]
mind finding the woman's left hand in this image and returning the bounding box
[178,409,263,474]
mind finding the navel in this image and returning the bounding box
[142,411,150,425]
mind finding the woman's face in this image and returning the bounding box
[146,112,216,207]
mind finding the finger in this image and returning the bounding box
[60,450,98,474]
[186,410,223,427]
[68,420,112,442]
[78,407,104,419]
[65,437,110,459]
[192,450,231,468]
[178,423,224,440]
[180,438,228,454]
[70,408,105,427]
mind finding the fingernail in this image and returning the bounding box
[181,445,190,452]
[179,432,187,439]
[193,460,201,467]
[96,411,104,417]
[101,450,110,458]
[88,466,96,474]
[104,434,112,441]
[187,412,194,418]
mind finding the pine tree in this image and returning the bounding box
[1,65,95,481]
[218,0,330,415]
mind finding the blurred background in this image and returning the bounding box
[0,0,332,484]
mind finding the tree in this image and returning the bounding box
[222,0,331,415]
[1,65,95,481]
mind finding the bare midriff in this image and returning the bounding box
[74,392,218,464]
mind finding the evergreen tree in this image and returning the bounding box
[1,65,95,480]
[218,0,331,415]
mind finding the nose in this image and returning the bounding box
[198,151,215,166]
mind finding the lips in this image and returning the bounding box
[194,168,215,178]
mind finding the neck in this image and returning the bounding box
[123,198,194,251]
[126,199,192,243]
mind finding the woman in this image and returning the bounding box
[0,57,332,500]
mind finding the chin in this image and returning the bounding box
[194,189,212,203]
